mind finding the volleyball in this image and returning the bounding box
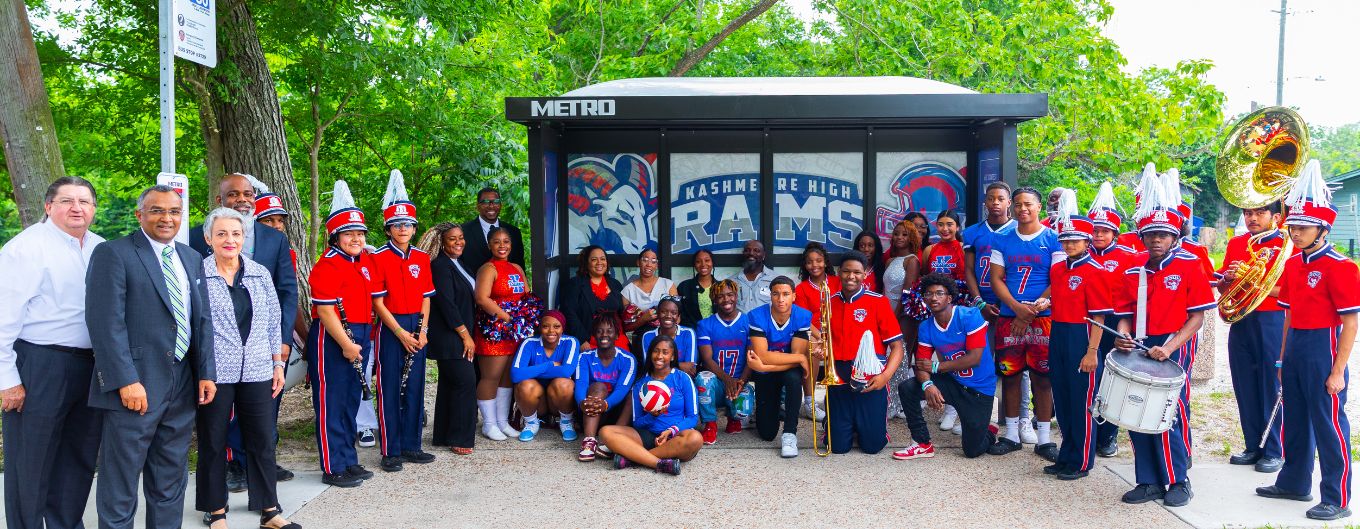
[640,380,672,413]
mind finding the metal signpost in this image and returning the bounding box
[158,0,215,242]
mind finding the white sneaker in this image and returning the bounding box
[498,422,521,438]
[939,407,959,431]
[801,401,826,421]
[482,422,507,441]
[357,428,376,447]
[1019,420,1038,444]
[951,423,962,436]
[780,432,798,458]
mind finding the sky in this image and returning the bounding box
[788,0,1358,128]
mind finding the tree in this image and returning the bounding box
[1314,123,1360,177]
[1,0,66,226]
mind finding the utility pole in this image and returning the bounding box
[1275,0,1287,106]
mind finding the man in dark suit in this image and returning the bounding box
[460,187,525,275]
[189,173,298,489]
[87,185,216,529]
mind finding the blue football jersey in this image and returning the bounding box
[697,312,750,377]
[962,219,1016,303]
[639,326,698,365]
[746,305,812,373]
[917,306,996,395]
[989,227,1063,317]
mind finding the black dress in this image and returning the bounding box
[428,251,478,448]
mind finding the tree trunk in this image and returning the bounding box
[0,0,66,226]
[212,0,311,298]
[182,63,225,201]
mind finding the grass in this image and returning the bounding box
[279,418,317,442]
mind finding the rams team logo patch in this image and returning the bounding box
[1068,276,1083,290]
[1308,271,1322,288]
[853,308,867,322]
[408,264,420,278]
[360,266,371,281]
[348,211,361,222]
[395,204,408,215]
[1152,210,1170,222]
[1163,274,1181,291]
[1102,260,1118,272]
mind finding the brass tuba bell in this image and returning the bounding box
[1214,106,1307,323]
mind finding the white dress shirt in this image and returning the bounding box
[0,221,105,389]
[143,230,193,323]
[479,217,498,241]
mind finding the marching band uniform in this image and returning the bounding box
[1087,183,1137,456]
[1218,223,1288,469]
[826,286,902,454]
[307,181,385,486]
[1048,213,1112,479]
[1258,161,1357,521]
[1113,171,1215,506]
[371,171,437,469]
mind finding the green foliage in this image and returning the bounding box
[1315,123,1360,177]
[6,0,1230,254]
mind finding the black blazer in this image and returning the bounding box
[556,274,625,345]
[676,277,711,328]
[86,231,216,411]
[428,251,477,361]
[459,218,525,274]
[191,222,298,345]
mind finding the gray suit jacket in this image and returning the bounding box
[86,230,215,411]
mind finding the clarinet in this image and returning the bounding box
[335,299,373,400]
[399,314,423,398]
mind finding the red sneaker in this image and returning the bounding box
[702,421,718,445]
[725,417,743,434]
[892,442,935,460]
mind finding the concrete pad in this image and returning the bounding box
[1107,462,1344,528]
[288,420,1186,529]
[0,470,329,529]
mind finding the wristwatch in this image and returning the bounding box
[273,361,286,369]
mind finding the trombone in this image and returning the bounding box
[809,279,844,456]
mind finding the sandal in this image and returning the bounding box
[260,507,302,529]
[451,446,473,455]
[205,510,227,529]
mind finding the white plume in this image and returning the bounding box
[1088,181,1119,215]
[381,169,410,208]
[329,179,357,214]
[240,173,270,194]
[1161,167,1183,206]
[1133,162,1158,199]
[1055,187,1078,220]
[1134,166,1169,222]
[1284,159,1334,208]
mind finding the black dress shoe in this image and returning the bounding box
[1121,484,1165,504]
[1254,457,1284,473]
[1229,449,1261,465]
[225,460,247,493]
[346,464,374,480]
[322,471,362,488]
[275,464,295,482]
[1255,485,1313,501]
[380,456,404,472]
[1306,503,1352,521]
[1057,468,1089,480]
[1164,482,1194,507]
[402,450,436,464]
[987,438,1022,456]
[1097,441,1118,458]
[1034,443,1059,462]
[1043,463,1066,475]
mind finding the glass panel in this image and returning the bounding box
[874,152,968,243]
[670,153,761,254]
[772,152,864,253]
[566,153,659,255]
[543,150,560,259]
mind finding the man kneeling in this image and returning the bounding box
[894,274,999,460]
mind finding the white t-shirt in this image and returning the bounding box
[621,277,675,311]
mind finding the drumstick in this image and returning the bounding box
[1083,317,1150,352]
[1260,388,1283,450]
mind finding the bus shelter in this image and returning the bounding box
[504,76,1048,303]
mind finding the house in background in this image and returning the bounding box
[1328,167,1360,256]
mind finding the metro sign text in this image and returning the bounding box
[531,99,617,117]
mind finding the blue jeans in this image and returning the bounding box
[695,371,755,423]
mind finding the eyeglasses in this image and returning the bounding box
[144,208,183,218]
[53,197,95,208]
[921,290,951,299]
[639,257,658,264]
[389,222,416,229]
[478,199,502,205]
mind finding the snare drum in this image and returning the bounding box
[1091,348,1185,434]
